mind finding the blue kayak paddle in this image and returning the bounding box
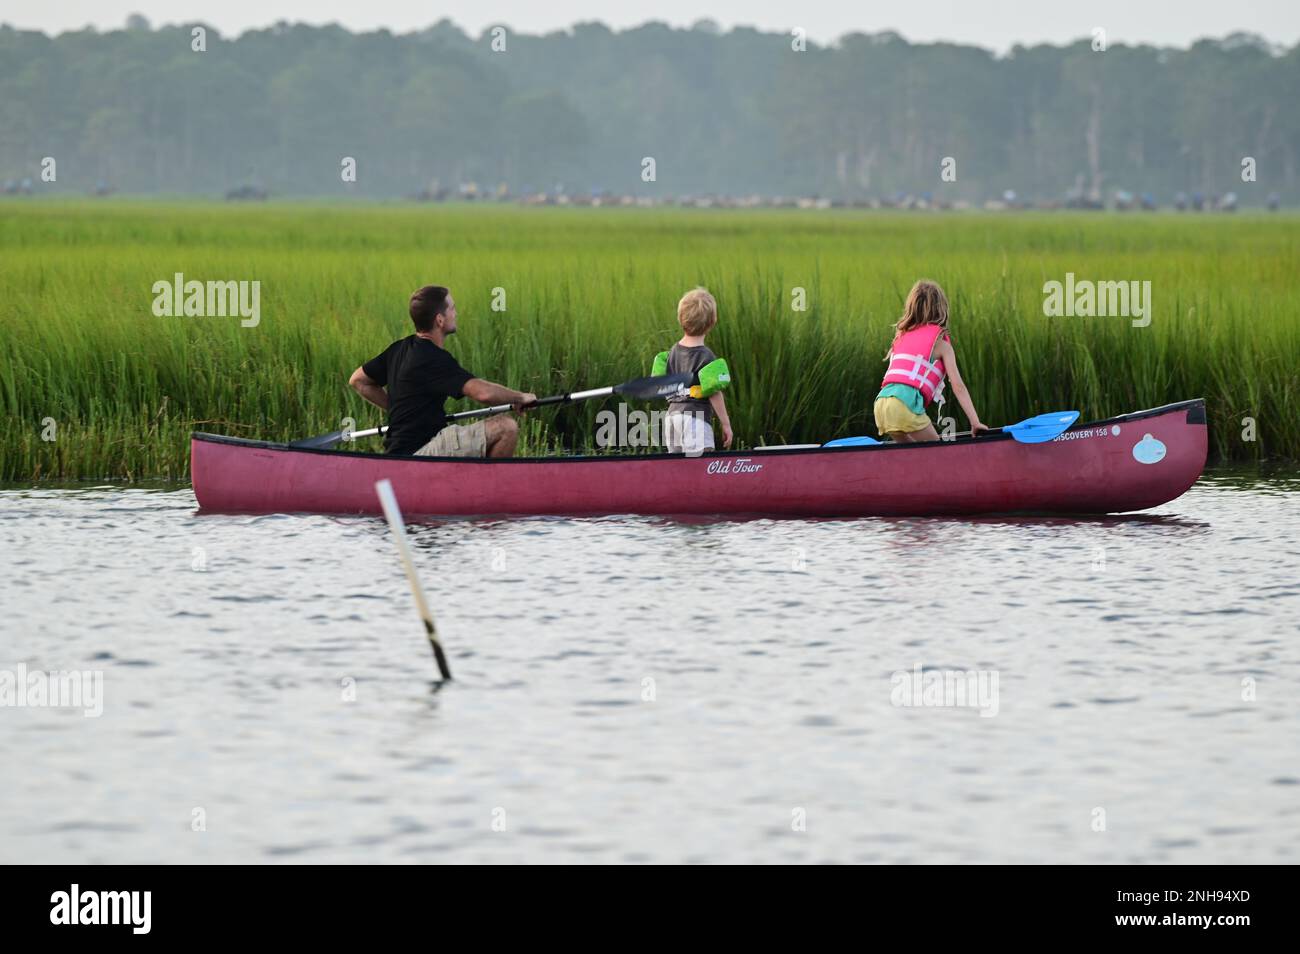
[980,410,1080,443]
[822,435,881,447]
[825,410,1080,448]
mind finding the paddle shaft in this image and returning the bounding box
[338,386,618,443]
[293,373,688,449]
[446,385,614,420]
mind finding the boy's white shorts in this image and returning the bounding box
[664,410,715,456]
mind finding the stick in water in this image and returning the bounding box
[374,479,451,680]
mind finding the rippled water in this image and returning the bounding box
[2,468,1298,863]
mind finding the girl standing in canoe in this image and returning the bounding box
[875,280,988,442]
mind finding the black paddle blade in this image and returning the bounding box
[290,429,349,449]
[614,372,692,400]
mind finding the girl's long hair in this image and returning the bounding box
[886,280,949,358]
[895,280,949,335]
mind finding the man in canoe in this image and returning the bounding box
[349,285,537,457]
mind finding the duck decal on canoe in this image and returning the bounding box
[1132,433,1168,465]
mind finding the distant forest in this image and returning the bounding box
[2,18,1298,203]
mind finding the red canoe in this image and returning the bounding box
[191,399,1207,517]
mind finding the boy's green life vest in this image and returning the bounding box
[652,352,731,398]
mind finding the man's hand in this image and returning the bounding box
[465,379,537,409]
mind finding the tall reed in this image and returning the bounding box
[1,201,1295,480]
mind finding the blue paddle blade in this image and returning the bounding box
[823,436,881,447]
[1004,411,1080,444]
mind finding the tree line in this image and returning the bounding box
[1,18,1296,203]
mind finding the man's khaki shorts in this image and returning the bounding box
[414,421,488,458]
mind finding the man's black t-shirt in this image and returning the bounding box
[362,336,474,455]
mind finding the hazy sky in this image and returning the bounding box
[8,1,1299,49]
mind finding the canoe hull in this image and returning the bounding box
[191,400,1208,518]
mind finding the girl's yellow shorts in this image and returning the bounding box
[874,396,932,435]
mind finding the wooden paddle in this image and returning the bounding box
[293,372,692,449]
[375,479,451,680]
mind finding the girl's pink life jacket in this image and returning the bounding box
[881,324,948,407]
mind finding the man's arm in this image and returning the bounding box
[462,378,537,411]
[349,366,389,410]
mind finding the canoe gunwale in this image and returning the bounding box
[192,398,1206,465]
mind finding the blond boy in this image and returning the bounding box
[662,288,733,454]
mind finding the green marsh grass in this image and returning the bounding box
[1,201,1297,479]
